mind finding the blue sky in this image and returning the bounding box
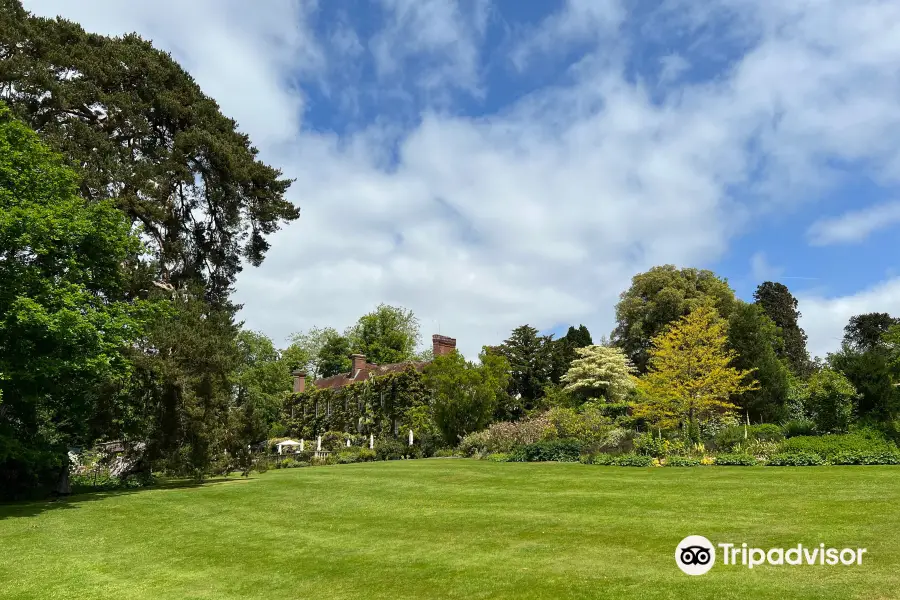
[24,0,900,358]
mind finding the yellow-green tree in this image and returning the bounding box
[634,305,758,434]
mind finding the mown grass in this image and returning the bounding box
[1,460,898,599]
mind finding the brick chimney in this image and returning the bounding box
[432,334,457,357]
[350,354,366,376]
[291,370,306,394]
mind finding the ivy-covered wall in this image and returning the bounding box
[285,367,432,440]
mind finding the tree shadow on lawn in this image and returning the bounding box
[0,477,244,521]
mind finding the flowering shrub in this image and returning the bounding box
[458,417,552,456]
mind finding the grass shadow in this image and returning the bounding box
[0,476,245,521]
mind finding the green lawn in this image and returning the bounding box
[1,460,898,600]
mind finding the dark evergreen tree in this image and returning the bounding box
[495,325,555,418]
[726,302,791,422]
[843,313,899,353]
[0,1,298,305]
[753,282,811,376]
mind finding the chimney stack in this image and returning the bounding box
[432,334,457,357]
[350,354,366,375]
[292,370,306,394]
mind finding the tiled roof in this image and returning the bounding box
[312,360,429,390]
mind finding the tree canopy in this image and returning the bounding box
[612,265,737,372]
[0,1,298,305]
[633,306,758,436]
[560,345,636,402]
[726,302,792,423]
[346,304,421,365]
[843,313,899,353]
[753,282,810,375]
[424,349,510,445]
[0,103,158,496]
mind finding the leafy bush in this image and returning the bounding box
[782,419,816,438]
[736,439,782,460]
[767,451,826,466]
[612,453,654,467]
[714,453,758,466]
[581,453,653,466]
[595,402,630,419]
[510,439,583,463]
[336,447,376,464]
[431,448,461,458]
[665,456,701,467]
[798,369,858,434]
[374,438,408,461]
[634,433,687,457]
[458,416,552,456]
[781,432,896,459]
[485,453,512,463]
[715,424,784,450]
[829,450,900,465]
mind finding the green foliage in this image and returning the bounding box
[346,304,420,365]
[485,452,512,463]
[829,450,900,465]
[316,333,353,378]
[782,419,816,438]
[494,325,556,416]
[612,265,737,372]
[425,349,511,445]
[753,282,811,376]
[232,330,291,451]
[780,432,896,459]
[0,103,160,496]
[287,366,430,441]
[665,456,702,467]
[336,447,376,464]
[633,433,687,458]
[767,452,826,466]
[727,302,792,422]
[561,345,637,402]
[584,453,654,467]
[285,327,349,379]
[550,325,593,383]
[714,453,758,466]
[0,7,297,304]
[796,369,858,433]
[634,306,757,434]
[510,439,584,463]
[715,424,784,451]
[374,438,408,461]
[843,313,899,352]
[458,416,551,456]
[828,347,900,423]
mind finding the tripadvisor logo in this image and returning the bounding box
[675,536,867,575]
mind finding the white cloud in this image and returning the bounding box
[659,54,690,84]
[750,252,782,282]
[807,201,900,245]
[369,0,490,98]
[509,0,625,71]
[800,278,900,359]
[19,1,900,360]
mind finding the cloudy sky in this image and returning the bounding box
[23,0,900,359]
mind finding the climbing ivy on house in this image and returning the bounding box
[284,367,432,440]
